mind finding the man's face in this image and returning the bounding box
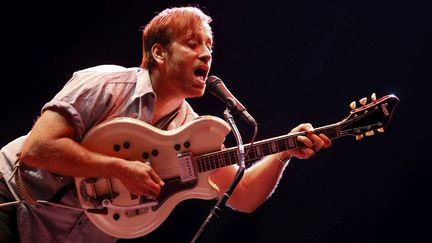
[163,24,213,98]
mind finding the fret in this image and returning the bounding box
[207,155,213,171]
[217,154,223,168]
[214,155,224,169]
[225,152,231,166]
[196,157,201,172]
[221,153,228,167]
[207,156,213,171]
[217,152,224,168]
[212,154,218,169]
[201,156,208,172]
[316,125,339,139]
[270,141,277,153]
[212,153,216,169]
[253,145,259,159]
[193,157,199,174]
[287,137,295,149]
[202,157,207,172]
[257,144,263,157]
[252,145,259,160]
[229,151,237,166]
[227,149,237,165]
[195,158,201,173]
[262,143,271,156]
[195,158,199,173]
[211,154,216,170]
[209,155,214,170]
[277,139,287,151]
[202,157,208,171]
[245,145,256,161]
[198,157,204,172]
[327,128,339,139]
[207,156,212,170]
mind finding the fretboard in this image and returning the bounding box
[193,123,341,173]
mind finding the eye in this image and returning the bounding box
[207,44,213,53]
[188,40,198,48]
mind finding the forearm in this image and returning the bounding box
[226,153,290,213]
[20,136,123,179]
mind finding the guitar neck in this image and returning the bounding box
[194,122,342,173]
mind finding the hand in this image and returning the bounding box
[284,123,331,160]
[116,160,165,197]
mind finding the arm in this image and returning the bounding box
[209,123,331,213]
[19,109,164,197]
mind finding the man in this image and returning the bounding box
[0,6,331,242]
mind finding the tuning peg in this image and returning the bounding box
[356,134,364,140]
[377,128,384,133]
[350,101,356,109]
[371,93,376,101]
[365,131,375,136]
[359,97,367,105]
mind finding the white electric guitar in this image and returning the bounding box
[75,93,399,238]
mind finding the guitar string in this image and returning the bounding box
[86,102,389,201]
[338,107,380,137]
[88,123,344,197]
[103,115,370,176]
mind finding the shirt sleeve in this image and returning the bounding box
[41,68,135,139]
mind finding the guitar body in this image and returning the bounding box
[75,115,231,238]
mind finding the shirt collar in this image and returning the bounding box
[132,68,155,100]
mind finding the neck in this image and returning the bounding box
[149,70,184,125]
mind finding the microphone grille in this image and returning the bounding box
[206,75,221,86]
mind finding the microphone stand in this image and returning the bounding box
[190,108,246,243]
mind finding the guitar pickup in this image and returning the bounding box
[177,152,196,182]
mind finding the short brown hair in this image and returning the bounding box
[140,6,212,70]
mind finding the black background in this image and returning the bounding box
[1,0,431,242]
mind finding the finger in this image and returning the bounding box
[290,123,313,133]
[303,123,314,133]
[129,180,152,196]
[300,147,315,158]
[126,185,142,196]
[297,135,314,148]
[308,133,324,151]
[319,134,332,148]
[143,161,165,187]
[143,179,162,196]
[149,169,165,187]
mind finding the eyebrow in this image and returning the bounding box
[184,31,213,44]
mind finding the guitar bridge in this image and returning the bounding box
[79,178,118,207]
[177,152,196,182]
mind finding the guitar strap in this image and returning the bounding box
[7,152,38,206]
[5,153,86,212]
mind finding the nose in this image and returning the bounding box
[199,46,212,63]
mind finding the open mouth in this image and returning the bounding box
[194,67,208,81]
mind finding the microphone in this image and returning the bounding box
[206,75,257,126]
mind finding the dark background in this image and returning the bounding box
[1,0,431,242]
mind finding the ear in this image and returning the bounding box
[151,43,167,64]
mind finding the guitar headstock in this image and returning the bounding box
[340,93,399,140]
